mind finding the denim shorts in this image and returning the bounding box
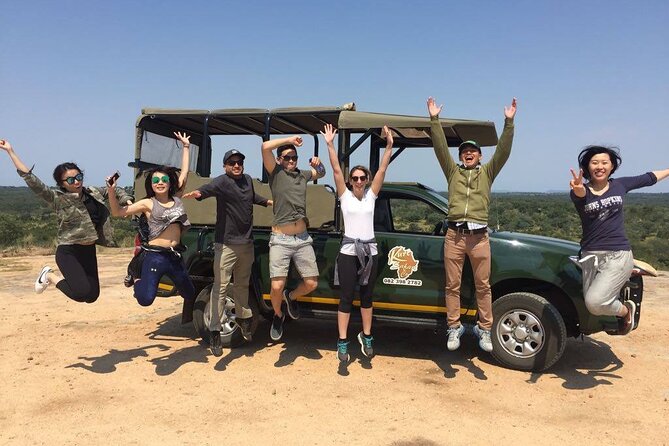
[269,231,319,279]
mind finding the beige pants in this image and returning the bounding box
[444,228,493,330]
[208,243,254,331]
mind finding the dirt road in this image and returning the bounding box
[1,249,667,445]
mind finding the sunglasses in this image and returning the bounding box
[226,159,244,167]
[151,175,170,184]
[63,173,84,184]
[281,155,298,162]
[351,175,368,182]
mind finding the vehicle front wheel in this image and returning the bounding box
[192,283,259,348]
[491,292,567,372]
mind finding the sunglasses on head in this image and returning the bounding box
[282,155,298,162]
[63,173,84,185]
[226,159,244,167]
[351,175,367,182]
[151,175,170,184]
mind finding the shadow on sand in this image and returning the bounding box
[66,313,625,386]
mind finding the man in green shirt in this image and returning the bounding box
[261,136,326,341]
[427,96,517,353]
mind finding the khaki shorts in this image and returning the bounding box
[269,231,319,279]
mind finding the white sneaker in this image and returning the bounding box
[473,324,493,352]
[34,266,52,294]
[446,324,465,351]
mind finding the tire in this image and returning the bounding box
[491,292,567,372]
[192,283,259,348]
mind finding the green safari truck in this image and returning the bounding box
[129,105,650,371]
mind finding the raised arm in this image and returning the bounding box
[0,139,56,204]
[370,125,393,196]
[0,139,30,173]
[107,176,151,218]
[173,131,191,193]
[261,136,303,176]
[652,168,669,182]
[427,97,457,180]
[485,97,517,180]
[321,124,346,196]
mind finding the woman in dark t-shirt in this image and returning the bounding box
[569,145,669,335]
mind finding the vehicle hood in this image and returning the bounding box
[491,231,580,256]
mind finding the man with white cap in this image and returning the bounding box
[427,96,517,353]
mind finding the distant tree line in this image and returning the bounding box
[1,186,668,269]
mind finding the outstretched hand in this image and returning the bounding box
[382,125,394,148]
[504,98,518,119]
[570,168,585,196]
[320,124,337,145]
[173,131,191,148]
[182,190,202,199]
[427,97,443,118]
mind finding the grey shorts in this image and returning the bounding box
[269,231,319,279]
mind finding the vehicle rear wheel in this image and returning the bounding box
[491,292,567,372]
[192,283,259,348]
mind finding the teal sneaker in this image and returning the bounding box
[337,339,350,362]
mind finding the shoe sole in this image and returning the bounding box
[622,301,637,335]
[34,266,52,294]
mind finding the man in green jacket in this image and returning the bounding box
[427,96,517,353]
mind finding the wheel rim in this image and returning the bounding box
[203,294,239,337]
[496,309,545,358]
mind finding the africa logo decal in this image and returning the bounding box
[383,246,422,286]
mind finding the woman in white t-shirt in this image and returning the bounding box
[322,123,393,363]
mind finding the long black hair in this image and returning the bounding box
[143,166,181,198]
[577,145,622,180]
[52,162,83,190]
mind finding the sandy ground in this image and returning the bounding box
[0,248,667,446]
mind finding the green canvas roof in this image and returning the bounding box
[137,104,498,147]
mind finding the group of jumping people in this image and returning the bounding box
[2,95,667,362]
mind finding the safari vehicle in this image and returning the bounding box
[130,105,651,371]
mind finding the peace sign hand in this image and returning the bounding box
[570,168,586,197]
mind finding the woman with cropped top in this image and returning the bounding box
[108,131,195,307]
[569,145,669,335]
[322,123,393,362]
[0,138,133,303]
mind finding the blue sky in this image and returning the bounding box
[2,0,668,192]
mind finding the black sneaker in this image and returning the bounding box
[270,313,285,341]
[282,289,300,320]
[210,330,223,357]
[123,274,134,287]
[357,332,374,358]
[236,317,253,342]
[619,300,637,335]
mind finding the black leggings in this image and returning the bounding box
[55,244,100,303]
[337,253,379,313]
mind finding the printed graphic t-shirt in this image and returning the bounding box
[570,173,657,252]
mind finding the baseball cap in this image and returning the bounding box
[458,140,481,154]
[223,149,245,164]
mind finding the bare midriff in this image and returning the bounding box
[272,218,307,235]
[148,223,183,248]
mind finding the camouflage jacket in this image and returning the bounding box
[19,169,133,247]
